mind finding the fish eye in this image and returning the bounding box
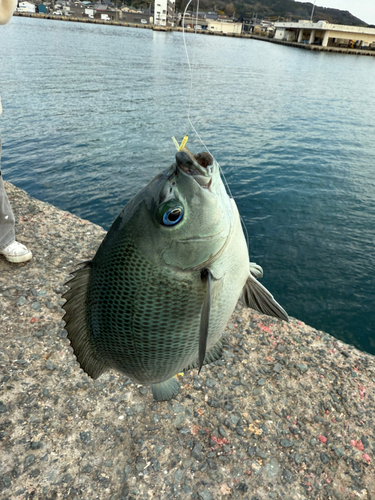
[163,207,183,226]
[158,202,184,227]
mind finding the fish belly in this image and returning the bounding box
[87,241,206,384]
[205,206,250,353]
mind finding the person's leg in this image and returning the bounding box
[0,136,16,250]
[0,136,32,263]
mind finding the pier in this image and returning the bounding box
[252,35,375,56]
[1,181,375,497]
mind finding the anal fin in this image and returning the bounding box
[62,263,108,379]
[184,340,223,371]
[152,377,180,401]
[242,272,289,322]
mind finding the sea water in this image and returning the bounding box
[0,17,374,354]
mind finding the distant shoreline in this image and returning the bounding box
[13,12,375,56]
[14,11,248,36]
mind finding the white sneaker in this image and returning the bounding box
[0,240,32,263]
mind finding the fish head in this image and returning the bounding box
[146,149,235,270]
[107,149,237,272]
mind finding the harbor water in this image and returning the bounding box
[0,17,374,354]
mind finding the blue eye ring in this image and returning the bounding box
[162,206,183,226]
[157,200,184,227]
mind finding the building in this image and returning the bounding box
[16,1,36,13]
[205,12,218,21]
[207,18,242,35]
[94,4,118,21]
[241,17,253,34]
[179,12,207,29]
[154,0,175,27]
[253,21,275,37]
[274,20,375,49]
[121,10,153,25]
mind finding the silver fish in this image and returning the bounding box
[62,149,288,401]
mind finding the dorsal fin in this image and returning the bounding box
[62,263,108,379]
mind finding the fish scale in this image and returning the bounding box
[88,240,207,383]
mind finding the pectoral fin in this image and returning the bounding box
[243,272,289,322]
[198,269,212,374]
[250,261,263,279]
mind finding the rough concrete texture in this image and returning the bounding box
[1,181,375,500]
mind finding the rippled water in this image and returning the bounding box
[1,17,375,353]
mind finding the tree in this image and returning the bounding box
[225,2,235,16]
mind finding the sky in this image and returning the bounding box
[302,1,375,25]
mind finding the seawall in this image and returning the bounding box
[1,181,375,499]
[251,35,375,57]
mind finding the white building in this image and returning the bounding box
[154,0,175,27]
[274,20,375,49]
[207,19,242,35]
[16,1,36,13]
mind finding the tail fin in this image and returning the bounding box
[62,263,108,379]
[151,377,180,401]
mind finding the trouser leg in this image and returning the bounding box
[0,135,16,251]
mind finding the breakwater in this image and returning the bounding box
[1,181,375,498]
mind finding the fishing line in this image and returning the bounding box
[181,1,250,249]
[182,0,211,155]
[181,0,231,195]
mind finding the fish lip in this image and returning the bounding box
[175,151,213,189]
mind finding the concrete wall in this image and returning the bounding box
[3,178,375,500]
[275,28,297,42]
[274,28,285,40]
[323,30,375,47]
[121,12,151,24]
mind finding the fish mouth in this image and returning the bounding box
[175,151,213,189]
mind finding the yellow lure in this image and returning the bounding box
[172,135,188,152]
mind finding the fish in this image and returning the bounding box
[62,147,288,401]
